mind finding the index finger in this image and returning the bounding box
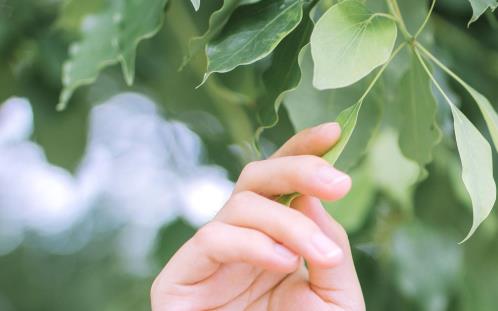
[271,122,341,158]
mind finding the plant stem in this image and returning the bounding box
[415,42,467,87]
[371,12,399,22]
[387,0,411,39]
[414,0,436,38]
[358,42,407,103]
[278,42,407,206]
[414,48,455,107]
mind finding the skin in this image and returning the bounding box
[151,122,365,311]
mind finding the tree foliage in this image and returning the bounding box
[1,0,498,310]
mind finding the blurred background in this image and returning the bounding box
[1,0,498,310]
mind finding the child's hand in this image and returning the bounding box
[151,123,365,311]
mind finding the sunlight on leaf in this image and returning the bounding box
[310,0,397,89]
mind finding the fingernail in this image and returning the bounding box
[311,233,343,261]
[311,122,340,134]
[274,244,298,261]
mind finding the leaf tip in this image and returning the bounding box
[196,73,210,89]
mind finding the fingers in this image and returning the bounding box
[216,191,344,268]
[234,155,351,201]
[271,122,341,158]
[154,221,300,287]
[292,196,365,310]
[193,222,300,273]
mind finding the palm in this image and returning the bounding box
[190,261,342,310]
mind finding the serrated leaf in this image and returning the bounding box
[468,0,498,25]
[310,0,397,90]
[182,0,262,69]
[116,0,169,85]
[58,0,168,110]
[202,0,305,84]
[397,51,441,176]
[190,0,200,11]
[56,0,104,31]
[450,105,496,242]
[59,11,119,110]
[255,7,313,138]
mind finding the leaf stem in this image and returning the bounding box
[387,0,411,39]
[414,0,436,38]
[415,42,467,87]
[278,42,407,206]
[413,47,455,108]
[371,12,399,22]
[358,42,407,103]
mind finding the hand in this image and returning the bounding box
[151,123,365,311]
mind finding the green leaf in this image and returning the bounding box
[59,10,119,110]
[415,48,497,241]
[310,0,397,90]
[56,0,104,31]
[182,0,262,69]
[285,45,382,170]
[324,164,375,232]
[116,0,169,85]
[468,0,498,25]
[450,105,496,243]
[397,51,441,176]
[190,0,200,11]
[456,81,498,154]
[322,100,363,165]
[256,6,314,137]
[202,0,305,84]
[58,0,168,110]
[368,128,419,209]
[417,44,498,154]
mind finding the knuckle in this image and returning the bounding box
[194,222,220,245]
[297,154,328,167]
[239,160,261,179]
[229,190,256,207]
